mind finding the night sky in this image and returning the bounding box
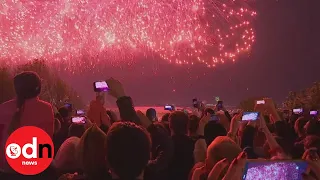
[62,0,320,107]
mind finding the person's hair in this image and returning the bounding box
[54,118,61,134]
[274,136,292,156]
[54,113,63,122]
[207,136,241,168]
[8,71,41,135]
[106,122,151,179]
[58,107,69,119]
[68,123,85,138]
[146,108,157,121]
[274,121,291,140]
[204,122,227,146]
[77,125,107,179]
[294,117,308,136]
[161,113,170,122]
[160,113,170,134]
[188,115,200,135]
[305,120,320,136]
[169,111,189,135]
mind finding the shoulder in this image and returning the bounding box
[62,137,81,147]
[37,99,53,108]
[67,136,81,144]
[0,99,16,118]
[36,99,54,115]
[0,99,16,108]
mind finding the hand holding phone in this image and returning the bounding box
[105,78,126,99]
[72,116,86,124]
[193,98,198,108]
[94,81,109,92]
[256,100,265,105]
[76,110,85,116]
[310,110,318,116]
[217,100,223,110]
[164,105,174,111]
[293,108,303,114]
[243,160,308,180]
[242,112,259,121]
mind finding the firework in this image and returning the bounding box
[245,162,307,180]
[0,0,256,68]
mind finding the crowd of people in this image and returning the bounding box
[0,71,320,180]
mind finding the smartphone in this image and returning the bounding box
[243,160,308,180]
[242,112,259,121]
[310,110,318,115]
[72,116,86,124]
[210,114,219,121]
[217,101,223,110]
[93,81,109,92]
[192,98,198,108]
[64,103,72,108]
[256,100,265,104]
[164,105,174,111]
[76,109,85,116]
[293,108,303,114]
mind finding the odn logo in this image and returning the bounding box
[5,126,54,175]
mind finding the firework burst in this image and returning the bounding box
[0,0,256,68]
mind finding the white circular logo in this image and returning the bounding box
[6,143,21,159]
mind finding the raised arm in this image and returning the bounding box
[106,78,140,125]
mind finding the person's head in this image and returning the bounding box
[294,117,308,136]
[8,71,41,134]
[305,120,320,137]
[68,123,86,138]
[204,122,227,146]
[161,113,170,122]
[58,106,71,121]
[274,121,291,139]
[54,118,61,134]
[77,125,107,178]
[146,108,157,122]
[188,115,200,136]
[106,122,151,179]
[282,110,290,119]
[206,136,241,171]
[169,111,189,135]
